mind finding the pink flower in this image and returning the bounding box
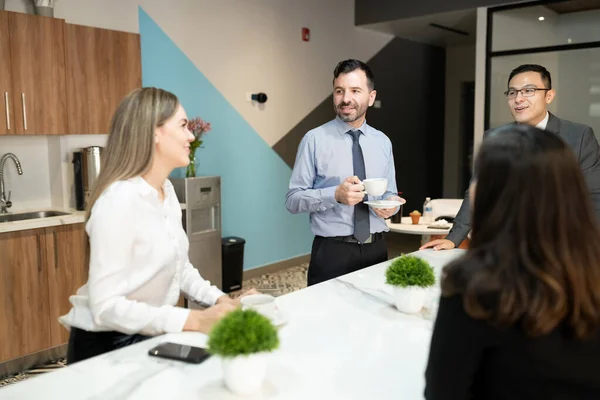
[187,117,212,149]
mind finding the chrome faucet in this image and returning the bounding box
[0,153,23,214]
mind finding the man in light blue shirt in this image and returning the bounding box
[286,59,403,286]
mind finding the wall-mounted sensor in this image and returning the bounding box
[251,93,268,103]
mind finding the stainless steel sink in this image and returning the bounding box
[0,210,72,223]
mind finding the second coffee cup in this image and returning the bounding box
[240,294,278,320]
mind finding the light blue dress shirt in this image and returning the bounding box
[286,117,398,237]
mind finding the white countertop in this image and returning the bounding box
[387,217,453,235]
[0,249,466,400]
[0,208,86,233]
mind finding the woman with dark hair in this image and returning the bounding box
[424,124,600,399]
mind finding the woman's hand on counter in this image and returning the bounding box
[216,288,260,307]
[183,289,262,333]
[182,303,237,334]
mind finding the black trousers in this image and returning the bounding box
[307,235,388,286]
[66,327,151,365]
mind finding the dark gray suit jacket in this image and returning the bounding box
[446,112,600,246]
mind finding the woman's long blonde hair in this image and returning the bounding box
[85,87,179,221]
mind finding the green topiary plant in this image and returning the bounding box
[385,255,435,288]
[207,309,280,357]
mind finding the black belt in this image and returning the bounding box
[318,232,383,244]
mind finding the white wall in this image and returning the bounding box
[0,136,51,210]
[444,44,475,197]
[138,0,391,147]
[492,6,600,52]
[0,0,392,212]
[0,134,108,212]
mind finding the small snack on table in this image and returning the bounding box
[409,210,421,225]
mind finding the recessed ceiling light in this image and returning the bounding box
[538,16,545,21]
[568,38,572,43]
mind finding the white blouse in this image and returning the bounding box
[59,176,225,336]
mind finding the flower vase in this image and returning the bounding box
[186,154,196,177]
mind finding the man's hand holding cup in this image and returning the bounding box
[335,176,366,206]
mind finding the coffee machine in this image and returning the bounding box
[73,146,103,211]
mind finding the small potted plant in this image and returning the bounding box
[207,309,279,396]
[385,255,435,313]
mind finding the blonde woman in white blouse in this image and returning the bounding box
[60,87,257,363]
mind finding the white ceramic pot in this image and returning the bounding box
[393,286,428,313]
[222,352,268,396]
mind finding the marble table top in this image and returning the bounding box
[0,249,466,400]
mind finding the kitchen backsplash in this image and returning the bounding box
[0,134,107,212]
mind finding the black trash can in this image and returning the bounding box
[222,237,245,293]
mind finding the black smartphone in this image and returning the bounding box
[148,342,211,364]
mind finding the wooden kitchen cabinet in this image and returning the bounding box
[7,12,68,135]
[45,224,88,346]
[0,228,52,362]
[0,12,15,135]
[0,223,87,362]
[0,11,141,136]
[64,23,141,134]
[0,221,198,364]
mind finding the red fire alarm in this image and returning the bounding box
[302,27,310,42]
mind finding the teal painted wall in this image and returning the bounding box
[139,7,312,270]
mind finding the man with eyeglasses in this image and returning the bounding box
[421,63,600,251]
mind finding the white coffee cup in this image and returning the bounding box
[241,294,278,320]
[361,178,387,196]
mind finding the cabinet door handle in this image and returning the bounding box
[53,231,58,270]
[4,92,9,130]
[37,234,42,274]
[21,93,27,131]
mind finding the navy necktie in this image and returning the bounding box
[347,130,370,243]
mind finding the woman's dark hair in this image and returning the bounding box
[443,124,600,339]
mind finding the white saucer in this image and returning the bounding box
[364,200,404,209]
[271,310,288,328]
